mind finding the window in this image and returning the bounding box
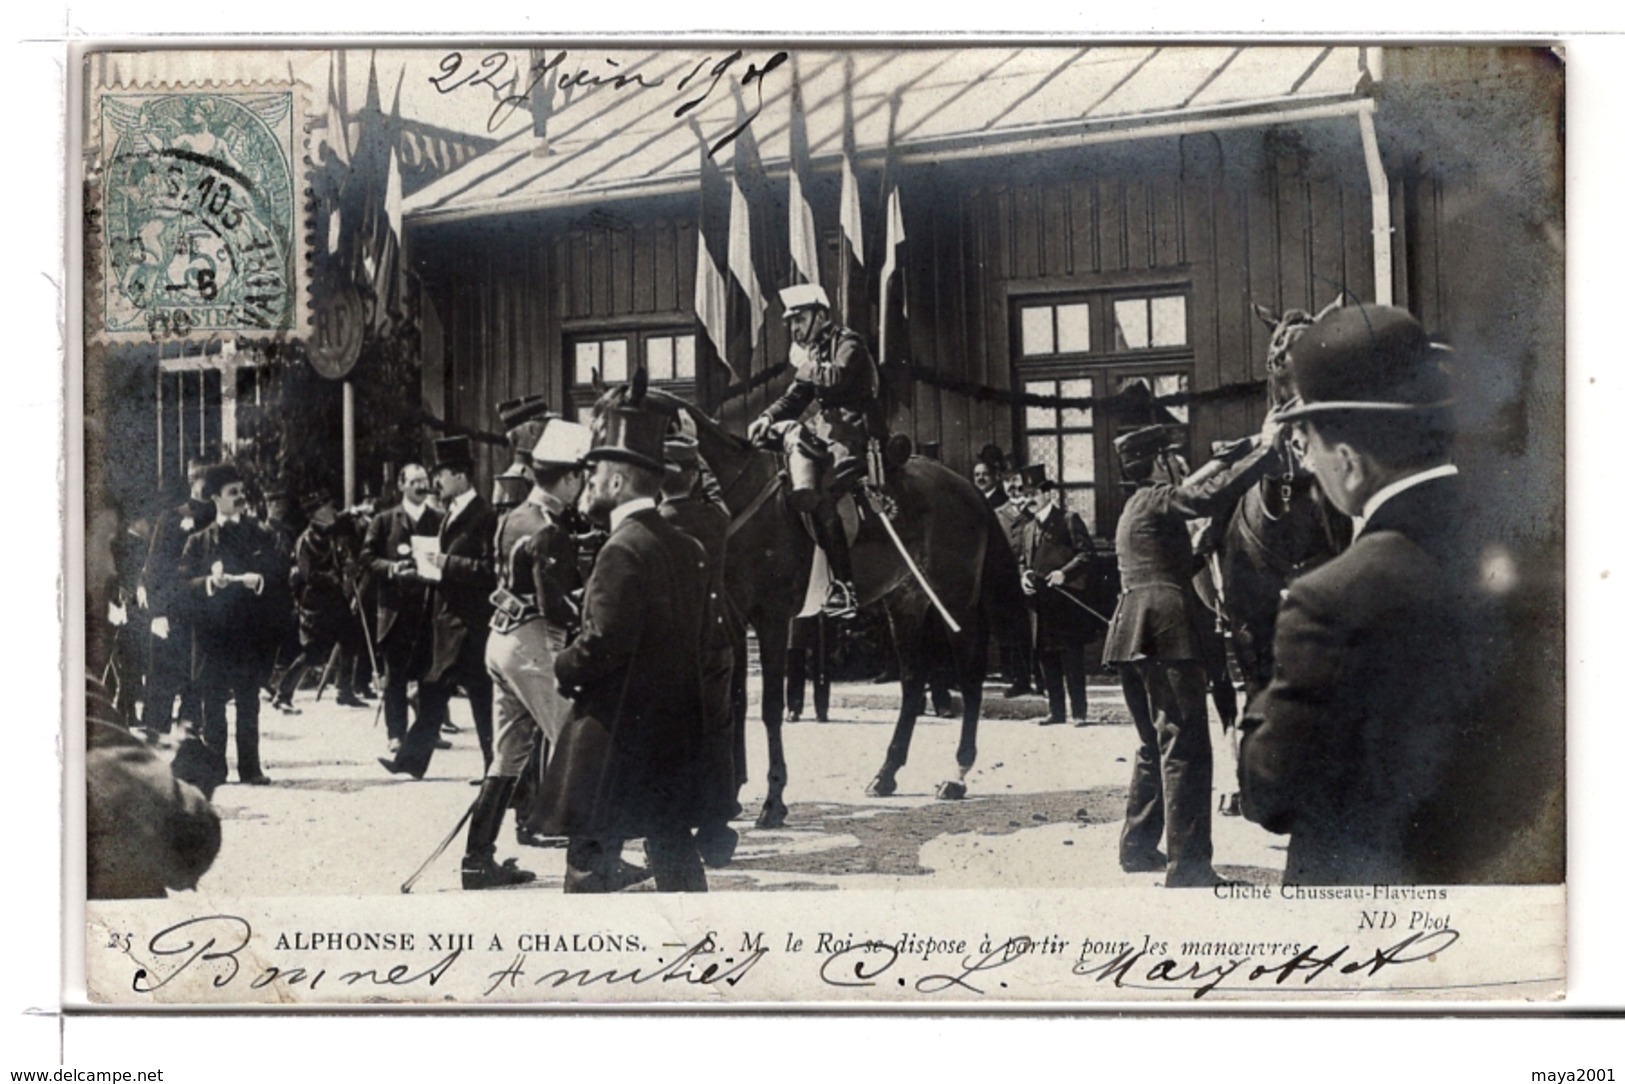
[570,330,696,387]
[1111,295,1188,351]
[1013,286,1193,538]
[1021,376,1096,528]
[567,326,699,413]
[1019,302,1090,357]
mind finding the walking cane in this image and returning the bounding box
[348,587,385,728]
[401,795,479,894]
[1048,583,1114,626]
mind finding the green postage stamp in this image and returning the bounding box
[88,83,310,341]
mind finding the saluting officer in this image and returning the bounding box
[1103,419,1283,887]
[458,419,595,890]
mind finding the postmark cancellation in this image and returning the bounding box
[84,72,313,343]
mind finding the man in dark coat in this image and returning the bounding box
[139,459,214,739]
[995,465,1039,697]
[542,403,720,893]
[363,463,442,751]
[1016,466,1102,725]
[271,491,366,712]
[381,436,498,778]
[660,434,745,868]
[973,444,1009,511]
[178,463,281,786]
[1103,420,1282,887]
[1239,305,1502,885]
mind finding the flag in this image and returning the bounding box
[385,143,403,244]
[338,54,408,337]
[728,92,771,360]
[836,53,869,333]
[788,57,820,286]
[839,55,864,267]
[692,122,733,377]
[876,93,909,368]
[322,51,350,166]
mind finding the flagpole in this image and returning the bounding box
[343,381,356,507]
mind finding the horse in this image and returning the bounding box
[1208,302,1354,700]
[589,380,1027,828]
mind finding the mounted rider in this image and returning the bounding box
[745,283,885,618]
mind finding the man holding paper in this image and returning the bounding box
[381,436,498,779]
[363,463,442,753]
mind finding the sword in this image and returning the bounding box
[871,500,962,634]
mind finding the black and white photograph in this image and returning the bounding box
[58,32,1580,1026]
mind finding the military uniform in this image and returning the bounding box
[761,321,884,494]
[1104,435,1277,885]
[273,511,365,709]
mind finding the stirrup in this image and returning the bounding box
[821,581,858,619]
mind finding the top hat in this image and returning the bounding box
[532,419,594,467]
[492,462,530,508]
[916,441,941,461]
[585,407,669,473]
[299,488,336,517]
[496,393,551,430]
[664,435,701,469]
[200,462,243,499]
[1019,464,1053,491]
[780,283,831,315]
[1275,305,1454,423]
[431,435,476,474]
[1113,425,1176,466]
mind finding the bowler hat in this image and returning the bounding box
[532,419,593,467]
[200,462,243,499]
[1113,425,1175,466]
[585,407,668,474]
[978,443,1007,470]
[1276,305,1454,422]
[496,393,551,430]
[431,435,476,474]
[1019,464,1053,491]
[780,283,831,315]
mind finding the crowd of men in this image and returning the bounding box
[88,298,1524,897]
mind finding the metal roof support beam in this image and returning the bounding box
[1357,100,1394,306]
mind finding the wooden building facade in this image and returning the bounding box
[406,45,1560,548]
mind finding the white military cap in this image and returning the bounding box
[531,419,594,466]
[780,283,831,314]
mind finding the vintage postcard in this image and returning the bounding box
[69,40,1565,1009]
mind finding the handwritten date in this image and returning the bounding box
[429,48,788,155]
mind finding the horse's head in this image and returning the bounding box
[586,367,684,443]
[1253,297,1347,410]
[1252,297,1343,480]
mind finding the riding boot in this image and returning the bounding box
[461,776,535,889]
[813,500,857,618]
